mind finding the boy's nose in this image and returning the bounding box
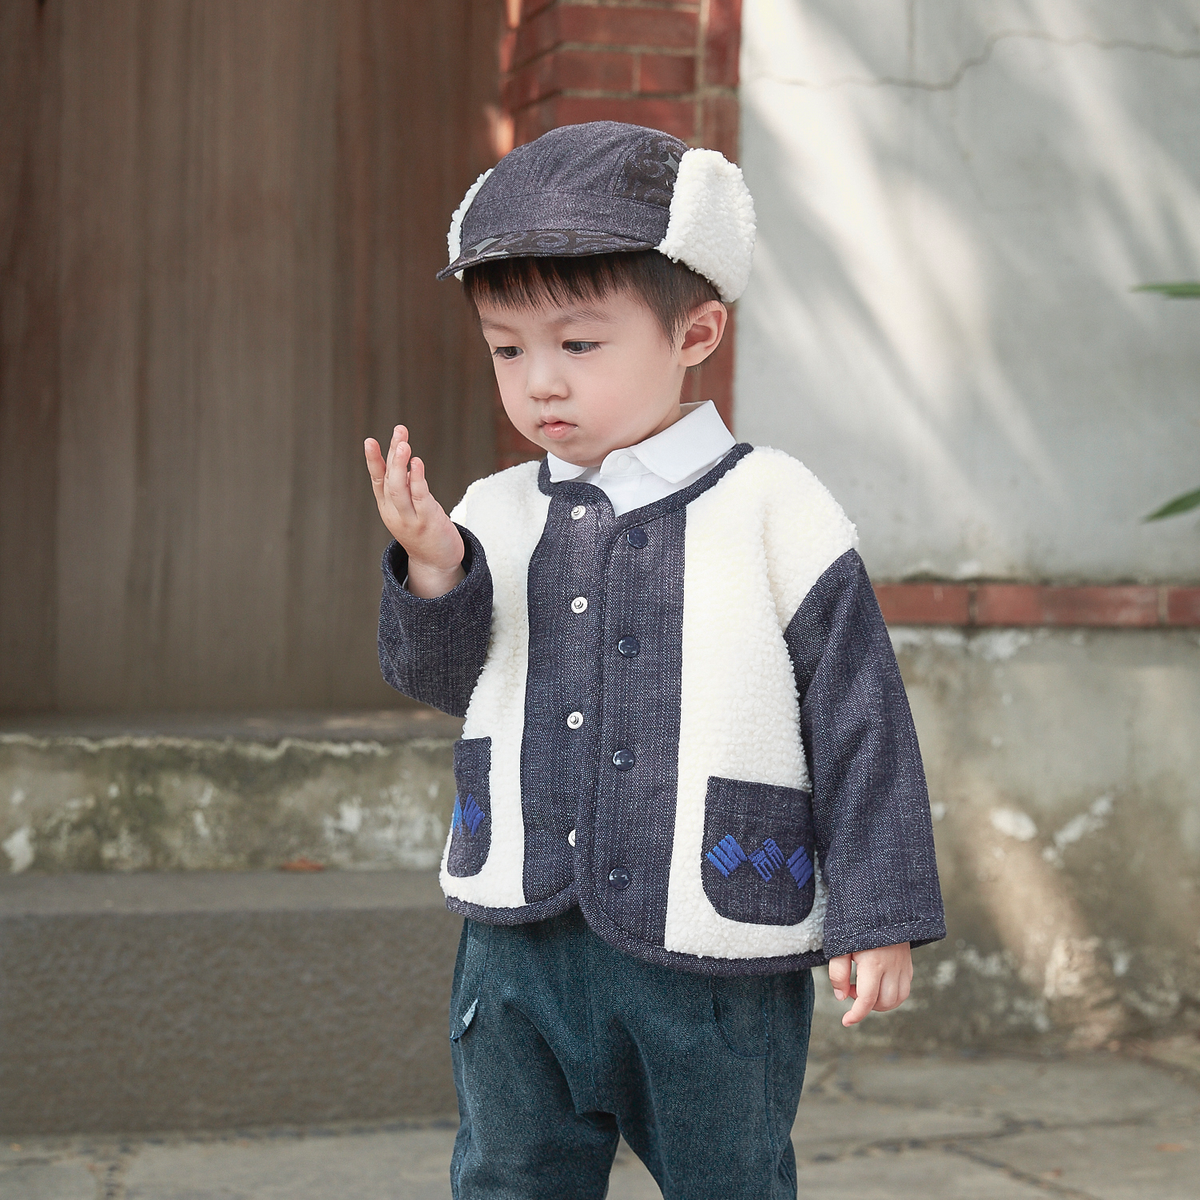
[526,359,567,401]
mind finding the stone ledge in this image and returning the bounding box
[0,869,461,1135]
[0,710,463,874]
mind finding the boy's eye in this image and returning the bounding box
[563,341,599,354]
[493,345,522,360]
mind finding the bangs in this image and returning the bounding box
[462,252,720,341]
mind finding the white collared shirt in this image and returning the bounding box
[545,400,736,517]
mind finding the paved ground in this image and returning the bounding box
[5,1047,1200,1199]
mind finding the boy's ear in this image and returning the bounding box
[678,301,728,367]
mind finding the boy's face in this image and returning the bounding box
[477,288,722,468]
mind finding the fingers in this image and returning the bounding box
[875,956,913,1012]
[364,438,387,490]
[409,455,430,503]
[366,426,424,531]
[827,954,853,1002]
[842,958,881,1027]
[382,427,416,515]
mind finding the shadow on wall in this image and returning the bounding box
[737,0,1200,583]
[735,1,1200,1051]
[802,627,1200,1054]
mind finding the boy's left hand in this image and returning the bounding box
[827,942,912,1026]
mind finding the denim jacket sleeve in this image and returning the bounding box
[784,549,946,958]
[377,524,493,717]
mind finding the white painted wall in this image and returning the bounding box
[736,0,1200,581]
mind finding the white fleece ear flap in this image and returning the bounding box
[447,168,494,280]
[657,149,756,302]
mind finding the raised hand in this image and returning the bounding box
[365,425,465,598]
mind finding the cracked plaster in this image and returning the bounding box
[736,0,1200,582]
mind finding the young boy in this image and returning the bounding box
[365,122,944,1199]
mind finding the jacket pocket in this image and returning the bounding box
[447,737,492,877]
[701,776,816,926]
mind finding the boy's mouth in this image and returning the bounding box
[540,420,574,439]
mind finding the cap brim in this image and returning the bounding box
[437,229,657,280]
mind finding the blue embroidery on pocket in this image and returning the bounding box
[452,793,486,837]
[749,838,785,882]
[708,834,813,891]
[706,834,748,877]
[786,845,813,889]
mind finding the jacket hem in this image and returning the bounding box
[448,888,833,974]
[444,885,579,926]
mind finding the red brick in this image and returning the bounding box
[513,6,561,71]
[637,52,695,94]
[500,28,518,73]
[974,585,1160,627]
[699,93,739,157]
[1166,587,1200,626]
[552,95,696,140]
[874,584,972,627]
[702,0,742,86]
[506,50,637,109]
[515,0,555,23]
[555,48,636,93]
[558,5,699,50]
[503,55,557,110]
[513,99,560,146]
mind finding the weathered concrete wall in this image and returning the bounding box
[811,626,1200,1053]
[736,0,1200,581]
[6,635,1199,1055]
[0,713,460,875]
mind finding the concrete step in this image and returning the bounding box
[0,869,461,1135]
[0,709,463,876]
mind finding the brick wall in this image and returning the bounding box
[874,583,1200,629]
[493,0,742,468]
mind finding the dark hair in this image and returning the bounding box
[461,251,721,342]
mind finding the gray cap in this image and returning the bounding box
[438,121,756,302]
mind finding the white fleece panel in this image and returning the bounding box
[438,460,548,908]
[446,168,494,279]
[663,448,858,960]
[657,149,756,302]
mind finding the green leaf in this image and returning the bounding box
[1145,488,1200,521]
[1132,282,1200,298]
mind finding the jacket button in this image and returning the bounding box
[570,596,588,613]
[568,828,576,847]
[608,867,631,890]
[612,748,635,771]
[617,636,640,657]
[570,505,586,520]
[626,528,648,548]
[566,711,584,729]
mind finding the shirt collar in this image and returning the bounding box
[546,401,735,484]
